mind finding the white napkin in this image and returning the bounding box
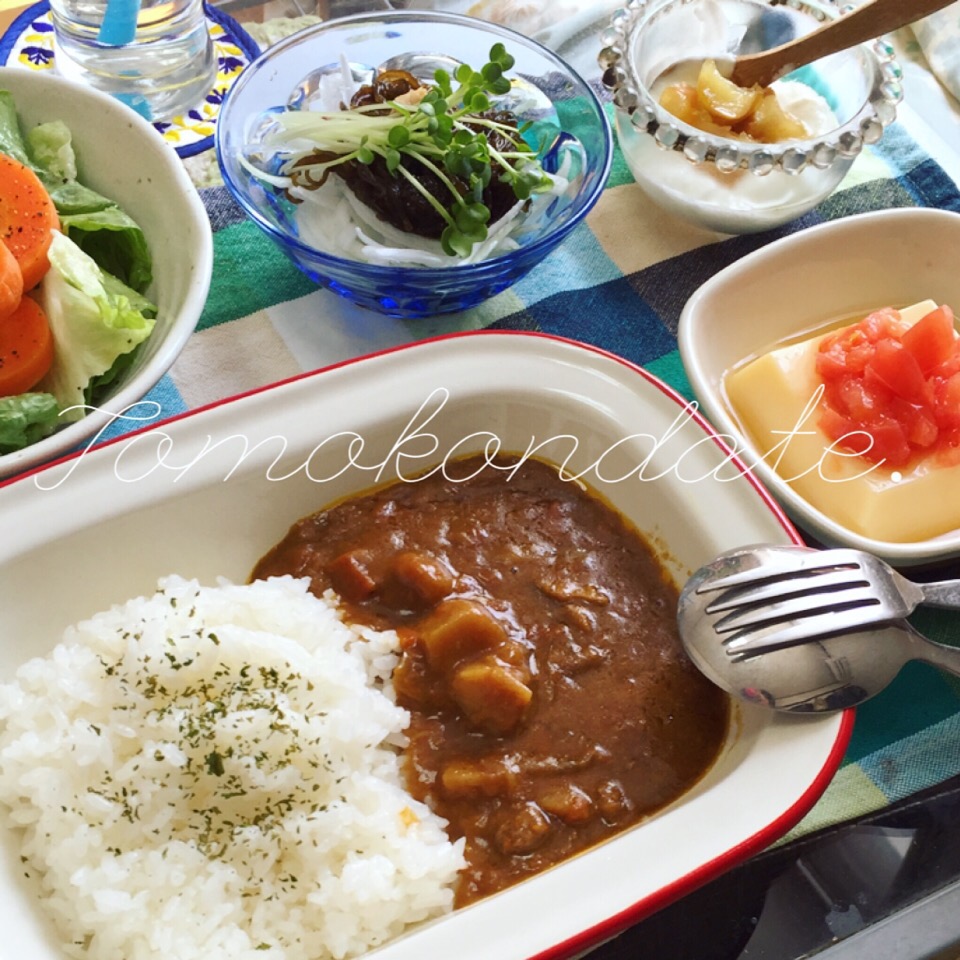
[912,1,960,102]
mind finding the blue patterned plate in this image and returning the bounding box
[0,0,260,157]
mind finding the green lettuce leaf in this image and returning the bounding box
[35,231,157,423]
[0,90,33,168]
[26,120,76,181]
[0,88,153,293]
[60,206,153,292]
[0,393,61,454]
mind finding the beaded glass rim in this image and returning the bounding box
[598,0,904,177]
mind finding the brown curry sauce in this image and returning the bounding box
[251,456,729,905]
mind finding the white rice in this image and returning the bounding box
[0,575,465,960]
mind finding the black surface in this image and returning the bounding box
[587,774,960,960]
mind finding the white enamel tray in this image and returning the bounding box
[0,332,849,960]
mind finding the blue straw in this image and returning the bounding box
[98,0,139,45]
[97,0,152,120]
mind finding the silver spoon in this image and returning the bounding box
[677,544,960,714]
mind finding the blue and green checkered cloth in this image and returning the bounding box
[105,97,960,843]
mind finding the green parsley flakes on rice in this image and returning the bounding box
[0,575,465,960]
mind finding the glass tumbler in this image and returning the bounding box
[48,0,217,121]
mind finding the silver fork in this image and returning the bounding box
[693,545,960,658]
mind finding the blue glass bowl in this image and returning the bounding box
[215,10,612,318]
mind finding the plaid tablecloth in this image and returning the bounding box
[87,5,960,847]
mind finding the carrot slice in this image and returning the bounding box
[0,295,54,397]
[0,154,60,292]
[0,241,24,322]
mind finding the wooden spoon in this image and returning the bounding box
[729,0,956,88]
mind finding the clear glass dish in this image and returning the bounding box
[599,0,903,234]
[215,10,612,318]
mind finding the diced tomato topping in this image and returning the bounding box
[866,339,929,403]
[816,347,850,381]
[817,304,960,467]
[862,307,903,343]
[909,412,939,448]
[818,406,871,456]
[835,376,886,421]
[941,436,960,466]
[888,397,937,448]
[902,305,956,373]
[946,356,960,380]
[940,373,960,425]
[870,417,913,467]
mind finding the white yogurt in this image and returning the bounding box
[768,79,837,137]
[622,68,845,233]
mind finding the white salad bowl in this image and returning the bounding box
[0,67,213,480]
[679,207,960,566]
[0,332,848,960]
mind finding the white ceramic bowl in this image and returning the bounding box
[679,207,960,566]
[0,67,213,479]
[0,332,847,960]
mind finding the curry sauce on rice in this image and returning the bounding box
[0,576,464,960]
